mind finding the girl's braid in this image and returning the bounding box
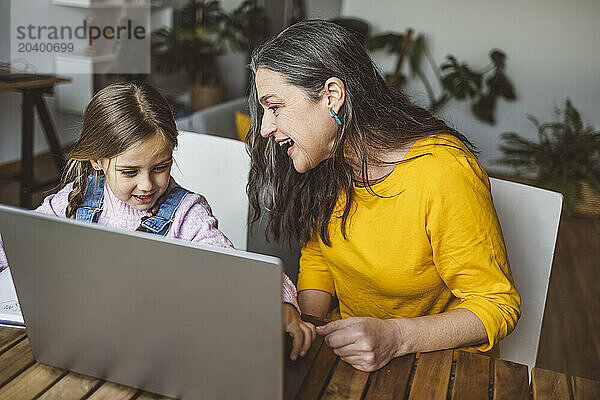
[65,160,93,219]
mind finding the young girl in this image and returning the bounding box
[0,82,314,359]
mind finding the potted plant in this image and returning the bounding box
[498,99,600,217]
[219,0,268,53]
[151,0,267,111]
[366,30,516,124]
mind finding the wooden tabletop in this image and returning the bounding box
[0,70,70,93]
[297,344,600,400]
[1,326,599,399]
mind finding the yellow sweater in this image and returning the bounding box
[298,134,521,352]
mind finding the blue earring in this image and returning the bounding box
[329,109,342,126]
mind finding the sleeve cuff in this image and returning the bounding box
[454,299,509,353]
[297,274,336,297]
[282,274,301,314]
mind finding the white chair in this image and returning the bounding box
[490,178,563,371]
[171,131,250,250]
[175,97,248,141]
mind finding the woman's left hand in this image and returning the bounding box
[316,317,405,372]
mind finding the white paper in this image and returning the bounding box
[0,268,24,327]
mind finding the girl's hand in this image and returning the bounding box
[316,317,404,372]
[284,303,316,360]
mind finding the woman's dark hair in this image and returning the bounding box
[64,82,178,218]
[246,19,474,247]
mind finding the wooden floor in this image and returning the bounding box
[536,215,600,380]
[0,151,64,209]
[1,152,599,381]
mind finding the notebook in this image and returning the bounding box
[0,204,284,399]
[0,268,24,327]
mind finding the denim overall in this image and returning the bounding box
[75,175,190,236]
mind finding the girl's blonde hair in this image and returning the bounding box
[64,82,178,218]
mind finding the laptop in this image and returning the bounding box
[0,204,285,399]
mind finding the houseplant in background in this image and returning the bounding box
[151,0,268,111]
[219,0,269,54]
[152,0,224,110]
[498,99,600,217]
[366,29,516,124]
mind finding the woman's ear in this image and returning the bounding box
[90,160,104,171]
[323,77,345,113]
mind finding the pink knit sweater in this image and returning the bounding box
[0,180,299,311]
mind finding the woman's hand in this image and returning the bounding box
[316,317,405,372]
[316,310,489,372]
[284,303,317,360]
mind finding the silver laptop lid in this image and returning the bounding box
[0,204,283,399]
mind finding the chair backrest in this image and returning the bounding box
[175,97,249,141]
[489,178,562,370]
[171,131,250,250]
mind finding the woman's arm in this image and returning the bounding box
[397,308,487,353]
[316,308,487,372]
[298,289,333,319]
[297,235,336,319]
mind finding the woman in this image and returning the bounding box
[247,19,520,372]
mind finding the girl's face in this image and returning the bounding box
[91,133,174,211]
[255,68,339,173]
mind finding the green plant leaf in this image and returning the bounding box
[564,98,584,133]
[471,94,497,125]
[408,34,426,78]
[490,49,506,69]
[440,55,482,100]
[497,99,600,214]
[486,71,516,101]
[365,33,405,53]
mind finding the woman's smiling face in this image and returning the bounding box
[256,68,339,173]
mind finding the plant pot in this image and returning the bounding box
[191,85,225,111]
[573,181,600,218]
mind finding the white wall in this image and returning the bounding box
[341,0,600,171]
[306,0,341,20]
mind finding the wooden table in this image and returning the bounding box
[0,70,71,209]
[1,326,599,399]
